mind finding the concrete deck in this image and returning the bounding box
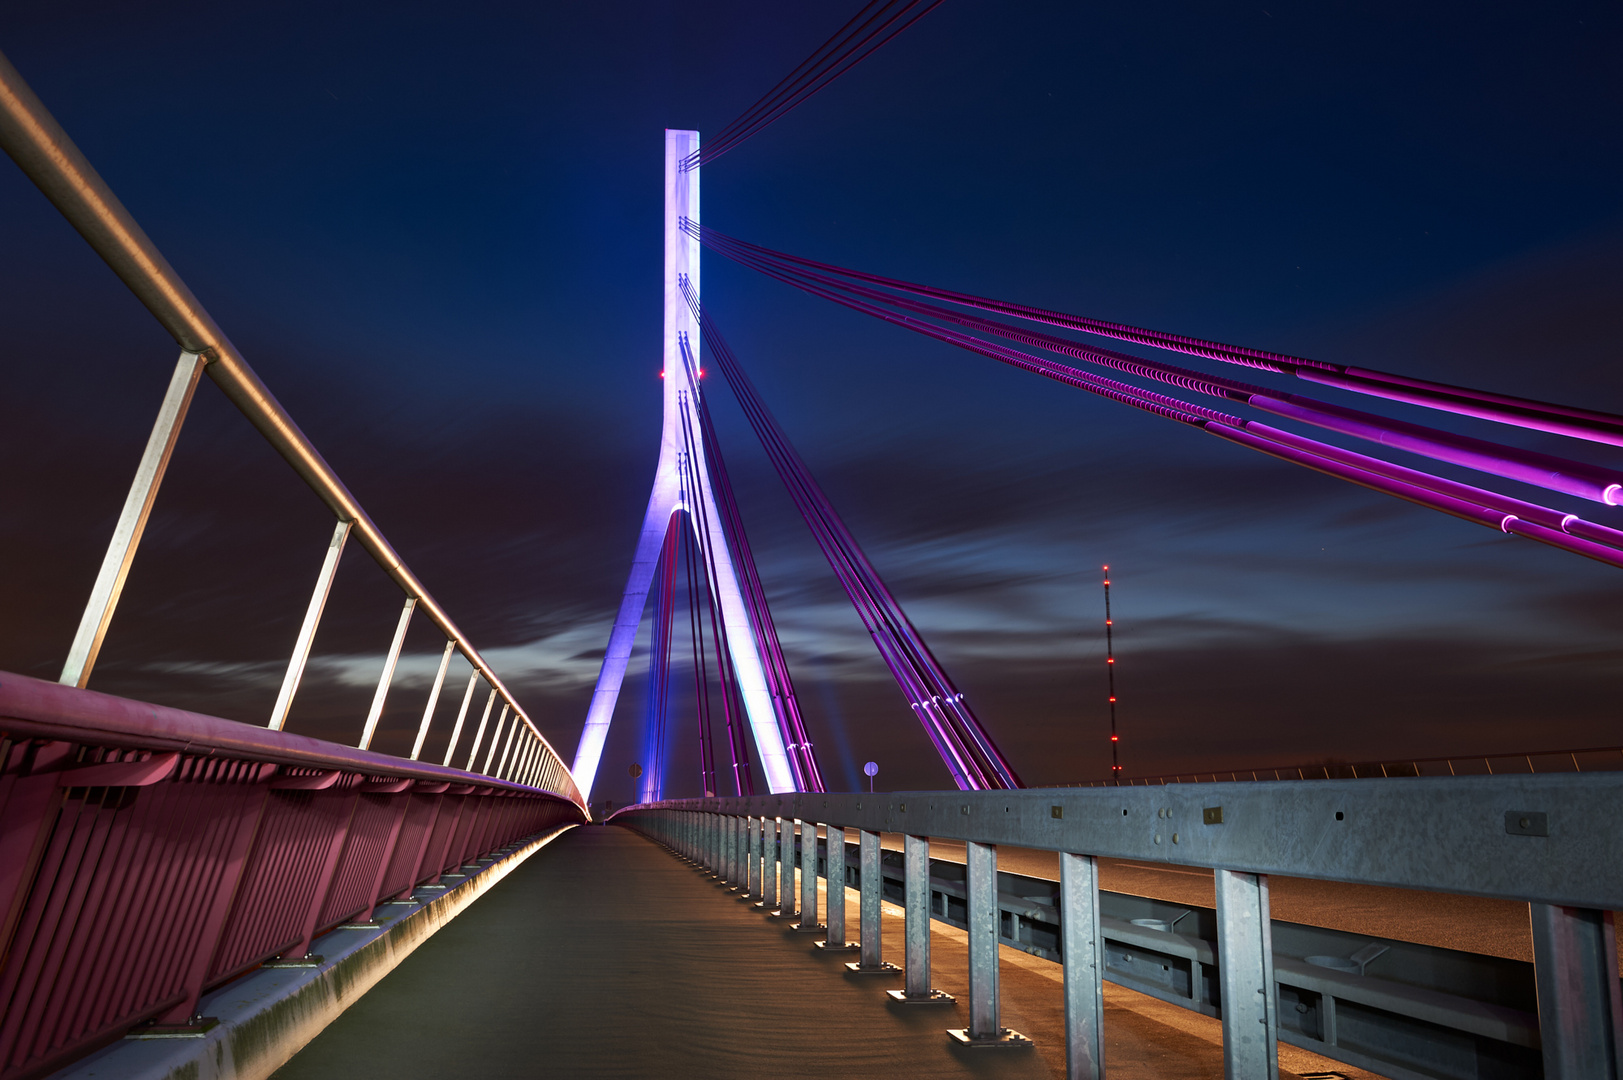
[272,825,1379,1079]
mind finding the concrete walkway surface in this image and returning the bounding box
[273,825,1380,1079]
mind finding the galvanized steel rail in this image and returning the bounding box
[615,781,1623,1080]
[0,673,585,1080]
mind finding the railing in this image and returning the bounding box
[0,673,586,1080]
[1065,744,1623,788]
[0,48,579,805]
[615,779,1622,1080]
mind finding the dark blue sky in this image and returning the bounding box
[2,1,1620,803]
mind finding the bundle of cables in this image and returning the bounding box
[688,220,1623,572]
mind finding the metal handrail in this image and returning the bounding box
[0,47,577,806]
[1057,744,1623,789]
[0,671,548,792]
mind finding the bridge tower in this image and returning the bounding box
[571,130,797,803]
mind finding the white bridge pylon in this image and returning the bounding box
[571,129,796,803]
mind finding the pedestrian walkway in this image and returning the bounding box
[272,825,1373,1079]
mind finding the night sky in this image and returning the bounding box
[2,2,1620,806]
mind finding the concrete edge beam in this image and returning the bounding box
[50,824,580,1080]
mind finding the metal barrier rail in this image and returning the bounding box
[614,782,1623,1080]
[0,673,586,1080]
[1065,744,1623,788]
[0,48,580,806]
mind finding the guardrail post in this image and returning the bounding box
[758,818,779,910]
[1214,869,1278,1080]
[795,819,824,933]
[727,815,741,887]
[816,825,859,952]
[951,841,1029,1046]
[1061,852,1105,1078]
[744,816,760,898]
[1530,903,1623,1078]
[773,818,796,918]
[888,834,952,1004]
[847,829,899,974]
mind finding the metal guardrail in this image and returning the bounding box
[0,47,580,805]
[1066,745,1623,788]
[614,782,1623,1080]
[0,673,586,1080]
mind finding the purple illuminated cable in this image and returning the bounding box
[697,225,1623,448]
[689,245,1623,570]
[688,0,947,169]
[677,397,755,797]
[701,226,1623,506]
[679,340,826,792]
[681,282,993,786]
[681,281,1023,789]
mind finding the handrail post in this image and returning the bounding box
[847,829,899,974]
[410,641,455,760]
[1061,852,1106,1078]
[269,519,351,730]
[481,705,509,773]
[464,690,496,771]
[61,350,205,688]
[888,834,952,1004]
[1215,869,1279,1080]
[359,597,416,750]
[951,841,1030,1046]
[1530,903,1623,1078]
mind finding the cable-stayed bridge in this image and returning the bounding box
[1,6,1619,1079]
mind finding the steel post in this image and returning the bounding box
[464,691,496,771]
[776,817,796,916]
[410,641,455,760]
[760,817,780,909]
[1530,903,1623,1078]
[1061,852,1105,1078]
[950,841,1029,1046]
[268,519,353,730]
[746,816,760,897]
[359,597,416,750]
[1214,868,1279,1080]
[481,706,509,773]
[60,350,205,689]
[847,829,899,974]
[888,834,952,1004]
[795,819,824,932]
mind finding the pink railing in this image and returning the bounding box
[0,672,584,1080]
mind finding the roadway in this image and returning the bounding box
[273,825,1377,1079]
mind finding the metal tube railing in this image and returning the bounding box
[0,48,570,788]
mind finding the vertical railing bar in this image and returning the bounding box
[60,350,206,688]
[482,705,510,774]
[442,672,480,768]
[410,641,456,761]
[358,596,417,750]
[269,519,352,731]
[464,691,497,772]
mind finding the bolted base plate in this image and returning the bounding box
[887,989,955,1005]
[262,955,324,969]
[126,1018,218,1040]
[947,1027,1032,1048]
[813,940,862,952]
[765,909,799,920]
[790,923,828,934]
[846,961,902,975]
